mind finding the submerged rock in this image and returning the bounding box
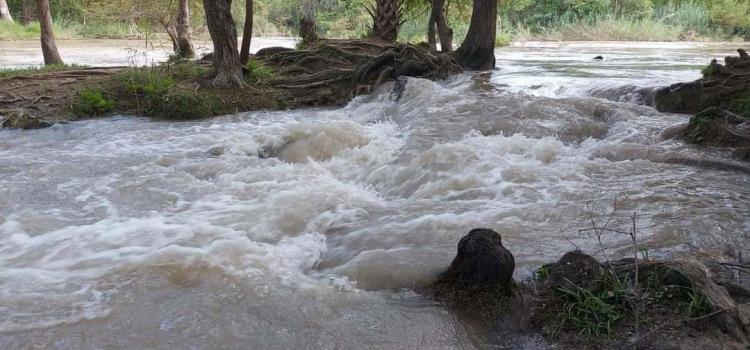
[0,110,53,130]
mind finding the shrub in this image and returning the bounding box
[245,59,274,82]
[148,90,224,120]
[71,87,114,116]
[557,279,623,336]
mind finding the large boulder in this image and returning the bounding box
[437,228,515,291]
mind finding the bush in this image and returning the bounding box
[245,59,274,82]
[148,90,224,120]
[71,87,114,116]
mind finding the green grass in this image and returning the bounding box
[245,59,274,82]
[115,64,224,119]
[0,64,88,78]
[557,280,624,336]
[71,87,114,116]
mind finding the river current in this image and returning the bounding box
[0,41,748,349]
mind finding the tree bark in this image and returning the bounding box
[453,0,496,70]
[368,0,401,42]
[21,0,34,25]
[431,0,452,52]
[0,0,13,21]
[239,0,253,63]
[38,0,63,65]
[203,0,244,86]
[298,0,317,45]
[427,10,437,51]
[176,0,195,58]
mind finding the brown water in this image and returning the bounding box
[0,41,748,349]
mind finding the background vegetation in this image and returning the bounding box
[2,0,749,43]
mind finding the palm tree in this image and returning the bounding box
[367,0,404,42]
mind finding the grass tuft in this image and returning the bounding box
[71,87,114,116]
[245,59,274,82]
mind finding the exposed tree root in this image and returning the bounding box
[261,40,462,107]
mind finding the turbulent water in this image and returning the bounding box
[1,41,749,349]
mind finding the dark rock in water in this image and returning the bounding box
[541,250,604,292]
[0,110,53,129]
[390,76,408,101]
[438,228,515,290]
[593,55,604,60]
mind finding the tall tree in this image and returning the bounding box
[430,0,452,51]
[367,0,403,41]
[239,0,253,63]
[203,0,244,86]
[427,11,437,51]
[0,0,12,21]
[298,0,317,44]
[21,0,34,25]
[453,0,496,70]
[175,0,195,58]
[38,0,63,65]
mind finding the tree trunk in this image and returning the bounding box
[453,0,496,70]
[0,0,12,21]
[431,0,452,52]
[298,0,317,45]
[203,0,244,86]
[176,0,195,58]
[427,10,437,51]
[368,0,401,42]
[239,0,253,63]
[38,0,63,65]
[21,0,34,25]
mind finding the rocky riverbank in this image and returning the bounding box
[436,229,750,349]
[655,49,750,160]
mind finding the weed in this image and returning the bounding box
[245,59,274,82]
[149,90,223,120]
[557,280,623,336]
[71,87,114,116]
[686,289,711,317]
[534,264,551,282]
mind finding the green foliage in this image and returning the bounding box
[245,59,274,82]
[115,64,224,119]
[0,64,88,78]
[118,67,174,97]
[71,87,114,116]
[148,90,223,120]
[534,264,551,282]
[686,289,711,317]
[557,279,623,336]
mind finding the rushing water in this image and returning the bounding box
[1,41,749,349]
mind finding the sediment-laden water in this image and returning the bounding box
[0,41,748,349]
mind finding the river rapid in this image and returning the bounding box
[1,41,749,349]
